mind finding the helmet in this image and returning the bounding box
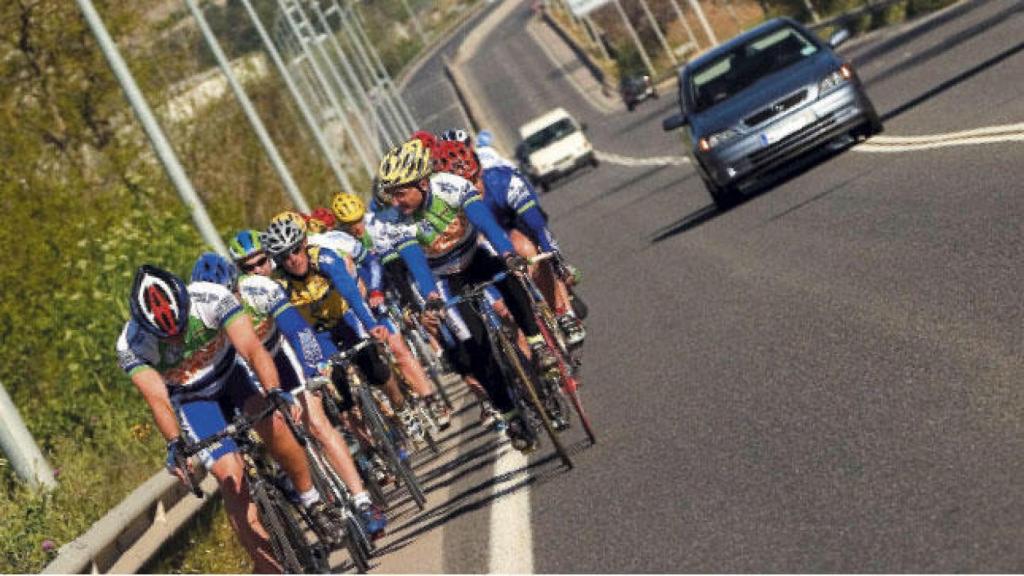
[476,130,493,148]
[411,130,438,153]
[438,128,472,146]
[228,229,264,262]
[191,252,238,290]
[270,210,308,233]
[306,207,336,233]
[262,218,306,258]
[129,264,190,339]
[377,139,433,192]
[433,140,480,181]
[331,193,366,224]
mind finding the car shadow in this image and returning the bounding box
[880,40,1024,122]
[649,139,859,244]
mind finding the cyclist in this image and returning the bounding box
[260,217,432,450]
[332,192,503,428]
[472,129,516,171]
[374,137,558,451]
[280,209,451,429]
[435,130,586,347]
[198,246,387,536]
[116,264,339,572]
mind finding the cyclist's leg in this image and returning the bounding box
[383,320,434,398]
[465,249,542,338]
[336,313,407,413]
[243,382,314,496]
[176,385,280,573]
[509,228,572,314]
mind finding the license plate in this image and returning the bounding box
[761,110,815,145]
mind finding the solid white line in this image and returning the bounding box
[854,133,1024,152]
[488,447,534,573]
[867,122,1024,144]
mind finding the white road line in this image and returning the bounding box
[487,447,534,573]
[596,150,690,167]
[854,133,1024,152]
[866,122,1024,144]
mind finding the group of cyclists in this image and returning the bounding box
[116,127,587,572]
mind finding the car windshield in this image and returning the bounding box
[523,118,577,152]
[688,25,819,113]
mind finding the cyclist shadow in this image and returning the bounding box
[376,439,588,556]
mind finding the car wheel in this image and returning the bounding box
[652,89,660,99]
[590,155,599,169]
[627,103,635,112]
[703,176,740,210]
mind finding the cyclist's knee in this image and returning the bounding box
[209,454,246,496]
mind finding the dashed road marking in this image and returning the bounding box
[596,150,690,167]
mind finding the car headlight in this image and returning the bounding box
[819,64,853,94]
[698,129,740,152]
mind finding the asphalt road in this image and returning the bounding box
[385,0,1024,571]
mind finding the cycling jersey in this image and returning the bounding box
[310,229,382,294]
[237,273,330,379]
[360,211,437,300]
[276,245,379,333]
[480,165,558,254]
[116,281,244,397]
[475,145,517,171]
[381,172,515,276]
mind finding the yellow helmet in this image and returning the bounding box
[271,210,307,233]
[331,193,366,224]
[377,138,433,191]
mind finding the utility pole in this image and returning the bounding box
[183,0,311,213]
[345,1,417,134]
[277,0,377,177]
[74,0,227,255]
[327,1,407,144]
[666,0,700,53]
[309,1,388,152]
[611,0,656,78]
[0,383,56,491]
[687,0,718,46]
[239,0,354,193]
[636,0,678,66]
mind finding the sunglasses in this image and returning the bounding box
[274,244,305,262]
[239,255,268,272]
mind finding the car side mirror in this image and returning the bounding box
[662,113,687,131]
[828,28,851,48]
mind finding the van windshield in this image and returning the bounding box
[688,25,819,112]
[523,118,577,152]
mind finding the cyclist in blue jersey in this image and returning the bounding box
[198,246,387,536]
[374,138,560,451]
[435,131,586,346]
[117,264,340,572]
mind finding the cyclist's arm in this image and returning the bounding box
[360,250,385,295]
[464,195,516,256]
[270,300,334,377]
[226,312,282,391]
[507,175,559,253]
[396,241,439,300]
[130,367,181,442]
[317,247,380,329]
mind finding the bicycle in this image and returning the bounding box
[175,400,334,574]
[331,340,428,510]
[444,270,574,469]
[523,253,597,444]
[376,292,455,412]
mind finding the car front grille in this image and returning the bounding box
[744,90,808,127]
[747,112,837,168]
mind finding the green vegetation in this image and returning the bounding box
[0,0,469,571]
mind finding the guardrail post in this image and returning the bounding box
[0,381,56,490]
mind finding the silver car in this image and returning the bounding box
[663,18,883,208]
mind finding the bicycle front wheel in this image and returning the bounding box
[359,387,428,510]
[251,480,327,574]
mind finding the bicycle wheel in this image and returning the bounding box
[304,440,375,568]
[495,332,574,469]
[535,313,596,444]
[343,514,372,573]
[410,330,454,410]
[359,388,428,510]
[251,480,324,574]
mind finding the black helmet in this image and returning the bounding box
[129,264,190,338]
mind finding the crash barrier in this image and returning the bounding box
[539,9,618,95]
[43,470,218,574]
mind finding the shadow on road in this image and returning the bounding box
[650,204,722,243]
[880,40,1024,122]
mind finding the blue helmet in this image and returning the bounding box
[228,229,264,262]
[130,264,191,339]
[476,130,493,148]
[190,252,238,290]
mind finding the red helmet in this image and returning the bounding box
[433,140,480,181]
[306,207,336,233]
[411,130,438,156]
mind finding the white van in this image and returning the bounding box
[516,107,597,192]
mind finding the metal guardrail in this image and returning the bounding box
[43,471,218,574]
